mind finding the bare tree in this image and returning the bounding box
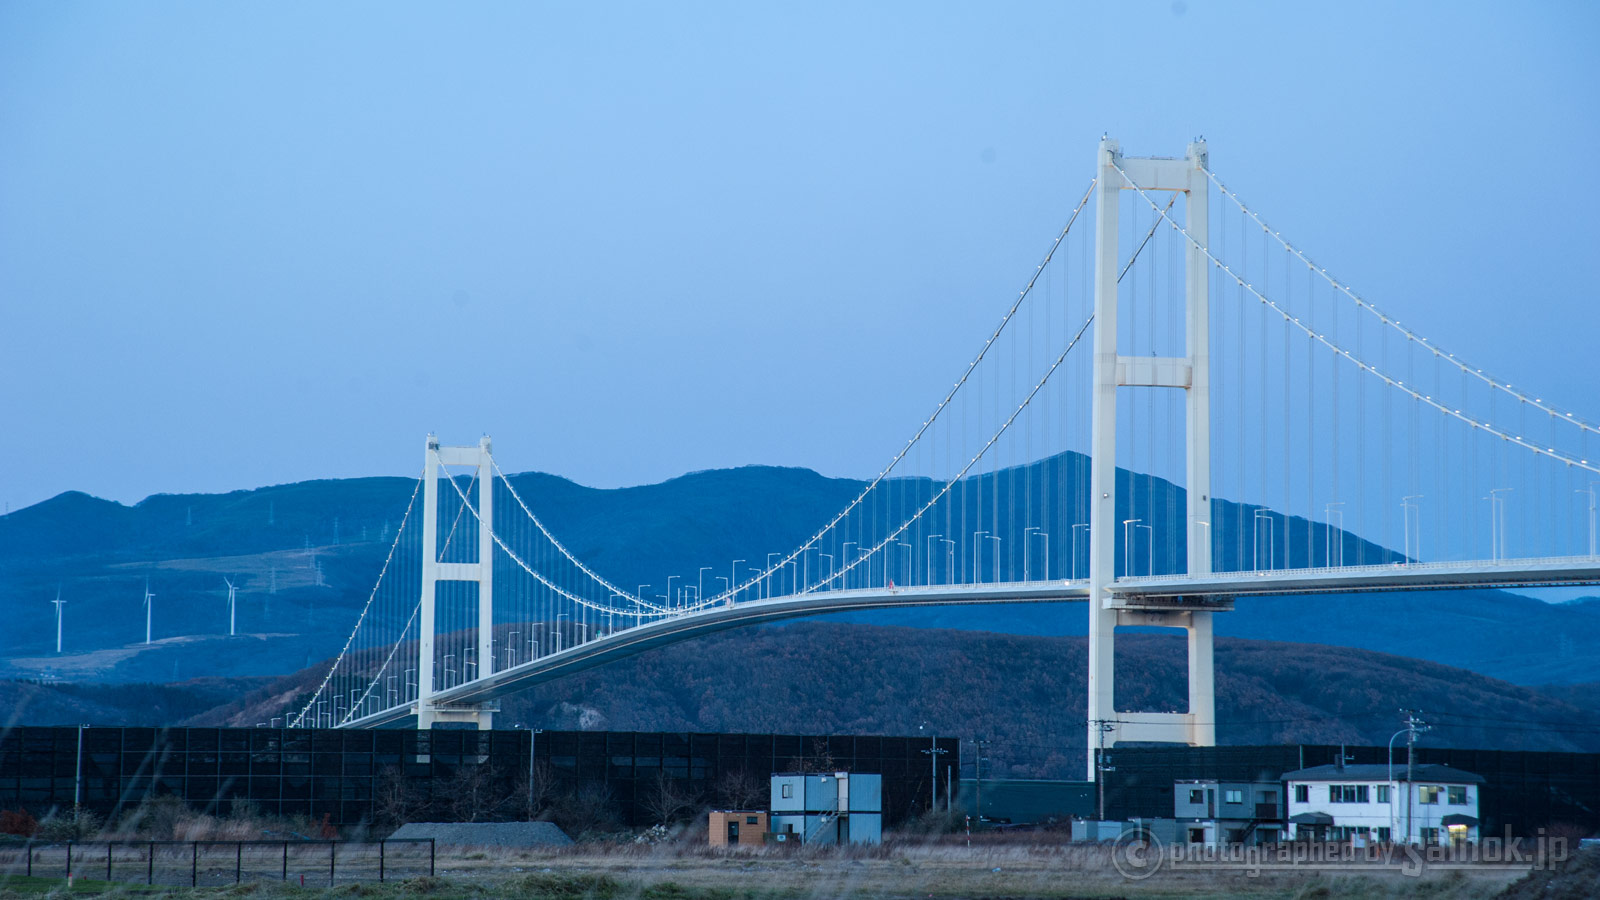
[715,768,768,811]
[439,762,515,823]
[374,765,421,825]
[640,771,698,826]
[549,782,616,836]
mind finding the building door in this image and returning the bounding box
[728,821,739,843]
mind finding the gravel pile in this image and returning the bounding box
[388,821,573,847]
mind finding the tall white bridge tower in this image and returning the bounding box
[1087,137,1219,775]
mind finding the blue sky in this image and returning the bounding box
[2,1,1597,512]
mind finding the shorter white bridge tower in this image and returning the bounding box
[416,433,499,729]
[1086,137,1222,777]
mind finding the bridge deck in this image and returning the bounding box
[340,556,1600,728]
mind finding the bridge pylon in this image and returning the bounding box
[1086,137,1217,777]
[415,433,496,730]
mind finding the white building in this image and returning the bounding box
[1283,763,1482,846]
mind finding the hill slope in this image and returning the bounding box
[3,456,1596,686]
[174,624,1600,780]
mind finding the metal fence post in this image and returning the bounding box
[430,839,435,876]
[282,842,288,881]
[107,841,113,881]
[148,841,154,885]
[235,841,242,884]
[379,840,385,881]
[329,841,335,886]
[65,840,71,881]
[191,841,197,887]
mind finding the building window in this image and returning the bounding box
[781,784,793,799]
[1329,785,1369,803]
[1188,788,1205,804]
[1447,786,1467,805]
[1375,785,1390,803]
[1224,789,1243,804]
[1418,786,1441,805]
[1294,785,1309,803]
[1259,790,1277,805]
[1420,827,1441,845]
[1376,827,1391,842]
[747,816,759,825]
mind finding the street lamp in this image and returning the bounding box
[971,532,989,584]
[896,542,912,586]
[925,534,942,585]
[987,535,1002,583]
[820,553,834,588]
[1401,495,1423,564]
[666,576,680,610]
[1323,503,1344,567]
[698,567,713,601]
[1486,489,1512,562]
[1028,529,1050,581]
[1253,509,1276,571]
[1136,525,1153,577]
[941,539,956,586]
[1072,524,1090,579]
[730,561,744,602]
[1122,519,1141,577]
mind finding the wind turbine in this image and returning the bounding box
[51,588,66,654]
[143,578,155,644]
[224,578,238,636]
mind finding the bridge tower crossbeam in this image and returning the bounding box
[1086,137,1216,777]
[416,433,496,730]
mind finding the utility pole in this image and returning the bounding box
[1401,710,1428,845]
[1095,720,1116,821]
[920,728,947,813]
[973,738,991,826]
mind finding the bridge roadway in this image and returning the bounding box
[340,555,1600,728]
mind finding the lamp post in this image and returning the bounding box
[971,532,988,585]
[1386,727,1407,843]
[1122,519,1141,578]
[941,539,956,586]
[1030,530,1049,581]
[730,560,744,602]
[1401,495,1423,564]
[897,542,912,586]
[987,535,1001,583]
[698,567,712,602]
[1136,525,1152,577]
[1072,524,1090,579]
[1252,509,1274,571]
[842,543,856,589]
[925,534,942,585]
[1487,489,1511,562]
[1580,486,1593,557]
[1324,503,1344,567]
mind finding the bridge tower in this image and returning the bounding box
[1086,137,1216,777]
[416,433,498,729]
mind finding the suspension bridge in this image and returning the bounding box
[286,138,1600,779]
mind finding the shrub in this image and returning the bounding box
[0,809,38,837]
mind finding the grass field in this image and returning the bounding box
[0,840,1539,899]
